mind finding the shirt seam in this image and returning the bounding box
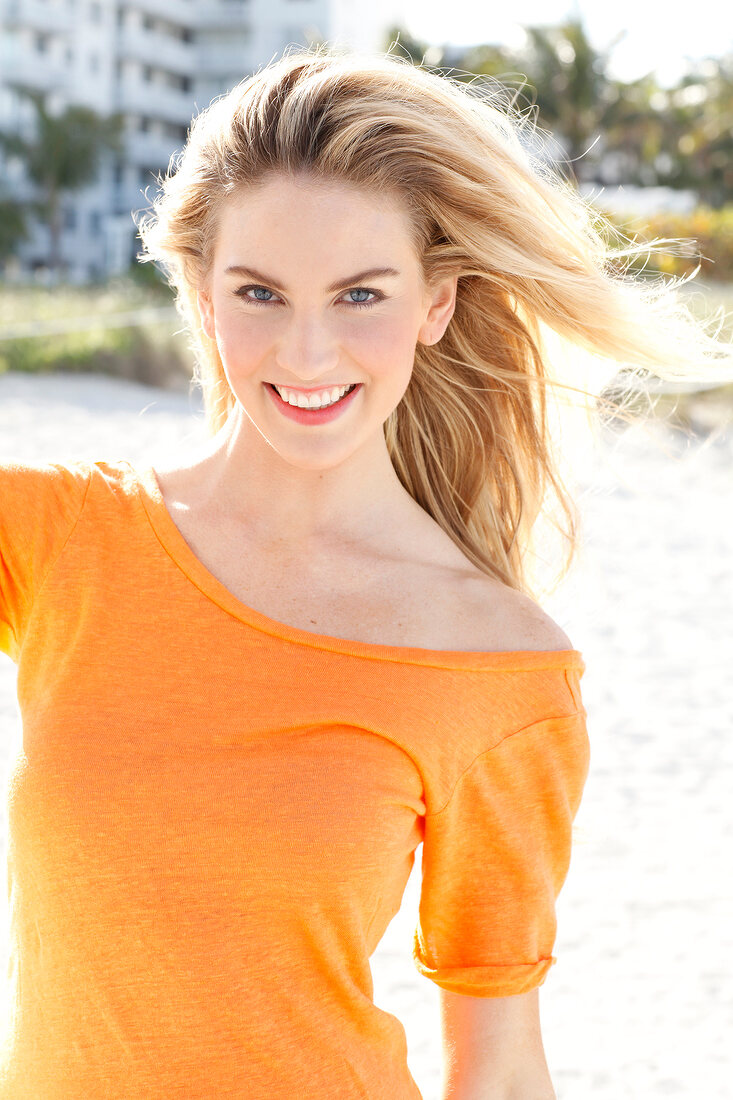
[564,668,584,711]
[424,709,586,818]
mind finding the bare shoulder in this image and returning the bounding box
[459,573,575,653]
[405,512,575,652]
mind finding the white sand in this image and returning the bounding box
[0,370,731,1099]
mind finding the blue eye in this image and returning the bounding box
[236,286,274,303]
[345,288,377,308]
[235,285,382,309]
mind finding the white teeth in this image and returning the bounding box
[273,384,354,410]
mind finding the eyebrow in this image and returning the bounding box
[223,265,401,293]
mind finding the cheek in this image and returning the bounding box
[345,315,420,372]
[214,314,269,369]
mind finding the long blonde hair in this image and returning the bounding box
[136,45,733,601]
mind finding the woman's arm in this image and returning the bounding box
[439,987,556,1099]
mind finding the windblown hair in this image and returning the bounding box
[136,45,733,600]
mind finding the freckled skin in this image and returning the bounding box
[153,172,567,651]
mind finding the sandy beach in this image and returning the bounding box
[0,370,731,1099]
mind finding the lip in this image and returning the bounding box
[264,382,362,425]
[269,383,354,393]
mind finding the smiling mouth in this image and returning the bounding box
[268,383,358,410]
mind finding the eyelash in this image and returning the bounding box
[234,285,383,310]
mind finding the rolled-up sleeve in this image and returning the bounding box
[413,710,590,997]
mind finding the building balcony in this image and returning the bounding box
[122,0,251,29]
[1,0,73,34]
[117,79,194,126]
[124,130,183,169]
[196,42,254,76]
[119,0,196,25]
[1,48,68,94]
[191,1,252,30]
[117,28,196,77]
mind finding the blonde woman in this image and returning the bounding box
[1,47,730,1100]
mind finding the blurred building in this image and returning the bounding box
[578,182,697,216]
[0,0,402,282]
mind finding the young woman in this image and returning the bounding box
[1,47,730,1100]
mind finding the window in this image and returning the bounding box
[63,208,77,231]
[89,211,102,235]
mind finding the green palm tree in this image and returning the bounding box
[0,89,124,276]
[0,199,28,264]
[382,25,441,68]
[659,61,733,205]
[518,17,626,182]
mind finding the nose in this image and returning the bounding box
[273,313,340,382]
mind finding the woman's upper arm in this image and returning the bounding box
[439,986,556,1099]
[0,461,91,660]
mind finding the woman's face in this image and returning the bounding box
[196,172,456,470]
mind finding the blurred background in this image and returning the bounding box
[0,3,732,1099]
[1,0,732,424]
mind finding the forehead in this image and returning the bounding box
[213,174,415,251]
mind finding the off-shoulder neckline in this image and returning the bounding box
[124,460,585,672]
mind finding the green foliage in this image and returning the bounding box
[382,19,732,206]
[0,322,136,375]
[0,89,125,273]
[0,278,191,387]
[520,18,622,171]
[0,276,166,324]
[9,89,124,193]
[0,320,192,388]
[124,259,174,298]
[382,26,435,67]
[0,199,28,262]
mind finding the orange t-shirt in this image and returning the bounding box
[0,459,590,1099]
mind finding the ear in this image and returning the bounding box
[197,287,216,341]
[417,274,458,346]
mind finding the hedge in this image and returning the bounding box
[595,205,733,282]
